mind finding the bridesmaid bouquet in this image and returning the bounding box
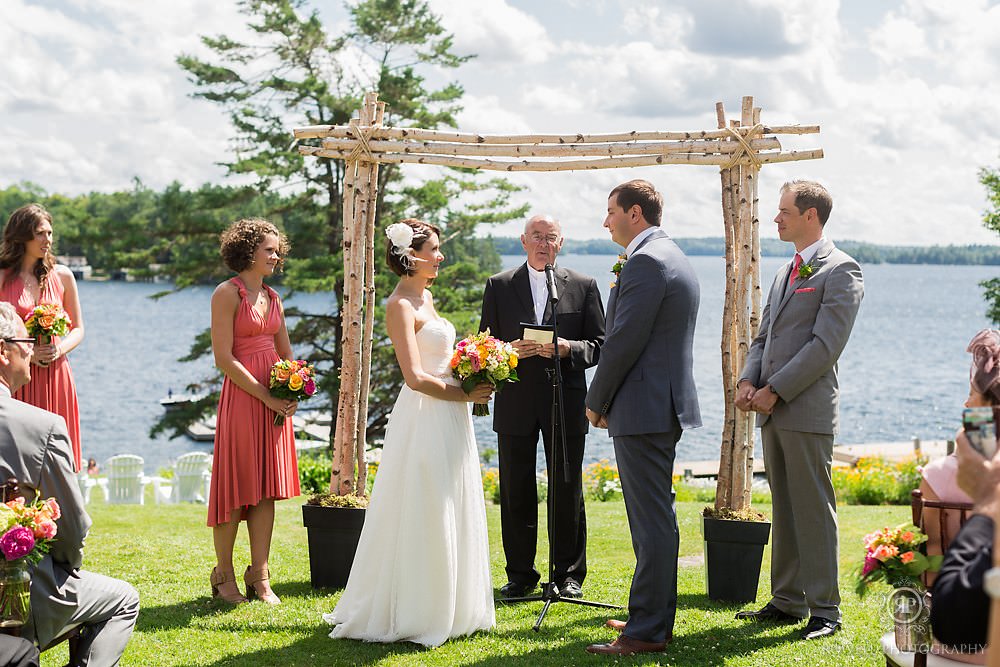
[855,523,941,596]
[269,359,317,425]
[24,303,72,343]
[0,496,61,624]
[450,329,519,416]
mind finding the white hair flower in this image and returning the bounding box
[385,223,414,251]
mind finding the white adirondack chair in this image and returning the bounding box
[102,455,151,505]
[77,472,99,505]
[157,452,212,504]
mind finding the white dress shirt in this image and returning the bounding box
[624,226,659,259]
[796,237,826,265]
[527,263,549,325]
[0,382,10,398]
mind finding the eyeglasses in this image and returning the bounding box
[528,234,561,245]
[2,338,34,349]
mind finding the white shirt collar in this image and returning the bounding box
[796,237,826,265]
[624,226,658,258]
[0,383,10,398]
[526,262,547,282]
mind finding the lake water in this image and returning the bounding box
[68,254,995,474]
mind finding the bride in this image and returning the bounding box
[323,218,496,646]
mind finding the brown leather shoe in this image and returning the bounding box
[605,618,627,632]
[586,635,668,656]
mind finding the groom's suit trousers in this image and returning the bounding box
[613,428,680,645]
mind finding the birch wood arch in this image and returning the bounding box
[293,92,823,511]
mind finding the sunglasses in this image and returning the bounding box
[3,337,35,347]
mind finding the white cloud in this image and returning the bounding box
[428,0,551,65]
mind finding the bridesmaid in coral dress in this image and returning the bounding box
[207,218,300,606]
[0,204,85,471]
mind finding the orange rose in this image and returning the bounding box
[38,314,55,329]
[900,551,915,564]
[274,365,292,383]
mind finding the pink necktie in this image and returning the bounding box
[789,253,802,285]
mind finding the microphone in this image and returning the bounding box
[544,263,559,304]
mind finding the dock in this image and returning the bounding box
[673,438,953,479]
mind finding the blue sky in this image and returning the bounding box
[2,0,999,246]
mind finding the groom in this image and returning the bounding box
[585,180,701,656]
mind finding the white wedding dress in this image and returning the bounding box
[323,318,495,646]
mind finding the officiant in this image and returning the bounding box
[479,214,605,599]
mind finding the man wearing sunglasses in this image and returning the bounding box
[0,302,139,665]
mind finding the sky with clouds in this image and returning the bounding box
[2,0,999,245]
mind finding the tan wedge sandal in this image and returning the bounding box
[244,565,281,604]
[210,567,247,605]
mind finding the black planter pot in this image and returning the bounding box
[301,504,366,589]
[701,516,771,603]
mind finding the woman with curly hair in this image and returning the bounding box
[0,203,85,470]
[207,218,300,605]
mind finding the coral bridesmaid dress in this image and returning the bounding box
[1,270,82,471]
[207,277,300,527]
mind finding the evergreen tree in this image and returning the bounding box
[981,163,1000,324]
[161,0,525,439]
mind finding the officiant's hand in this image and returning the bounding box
[512,339,541,359]
[467,382,493,404]
[535,337,570,359]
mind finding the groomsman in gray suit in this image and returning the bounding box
[0,302,139,665]
[734,180,864,640]
[584,180,701,657]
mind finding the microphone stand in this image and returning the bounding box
[500,264,620,631]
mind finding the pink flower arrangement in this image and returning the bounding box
[856,523,941,596]
[0,496,60,565]
[269,359,318,425]
[450,329,519,416]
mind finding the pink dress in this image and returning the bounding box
[0,269,82,471]
[207,277,300,527]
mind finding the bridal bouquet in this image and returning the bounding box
[855,523,941,596]
[451,329,519,416]
[24,303,72,343]
[0,496,61,625]
[269,359,317,425]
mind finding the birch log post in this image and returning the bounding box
[354,94,384,497]
[330,118,362,496]
[716,101,737,510]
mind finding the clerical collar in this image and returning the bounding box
[527,263,551,280]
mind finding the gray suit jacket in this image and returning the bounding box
[0,395,91,648]
[740,239,864,434]
[585,229,702,436]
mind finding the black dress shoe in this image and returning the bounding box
[559,579,583,598]
[499,581,535,598]
[734,602,801,624]
[800,617,840,640]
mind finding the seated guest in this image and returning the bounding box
[929,428,1000,655]
[86,457,99,477]
[0,302,139,665]
[0,635,39,667]
[920,329,1000,583]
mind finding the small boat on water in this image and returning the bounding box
[160,391,208,411]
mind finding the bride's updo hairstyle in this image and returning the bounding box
[385,218,441,277]
[219,217,290,273]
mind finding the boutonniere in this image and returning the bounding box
[797,260,816,280]
[610,253,627,289]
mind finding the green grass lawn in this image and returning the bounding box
[39,496,909,666]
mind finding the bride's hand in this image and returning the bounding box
[467,382,493,404]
